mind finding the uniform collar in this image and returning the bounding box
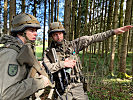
[16,37,24,45]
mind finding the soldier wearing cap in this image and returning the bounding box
[43,21,133,100]
[0,13,50,100]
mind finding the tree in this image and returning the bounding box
[9,0,16,33]
[51,0,54,22]
[57,0,59,21]
[105,0,114,66]
[70,0,76,41]
[76,0,81,38]
[64,0,71,40]
[48,0,51,46]
[109,0,119,77]
[33,0,37,17]
[118,0,124,64]
[81,0,89,66]
[118,0,132,79]
[101,0,108,57]
[54,0,57,21]
[22,0,25,13]
[98,0,104,55]
[4,0,7,34]
[42,0,47,57]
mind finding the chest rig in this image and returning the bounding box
[49,40,83,86]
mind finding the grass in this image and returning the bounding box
[35,46,133,100]
[35,45,43,60]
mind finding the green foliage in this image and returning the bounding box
[117,72,132,79]
[78,52,133,99]
[35,45,43,60]
[87,79,133,99]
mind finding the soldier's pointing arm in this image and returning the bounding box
[72,25,133,52]
[72,30,115,52]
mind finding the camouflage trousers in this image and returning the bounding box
[57,83,88,100]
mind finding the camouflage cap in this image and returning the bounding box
[48,22,66,37]
[11,13,41,33]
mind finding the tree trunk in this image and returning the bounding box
[118,0,132,79]
[105,0,114,66]
[109,0,119,76]
[4,0,7,34]
[42,0,47,57]
[9,0,16,33]
[101,0,108,57]
[127,2,133,53]
[64,0,71,40]
[98,0,104,55]
[118,0,124,67]
[82,0,88,67]
[91,0,95,55]
[48,0,52,46]
[51,0,54,22]
[70,0,76,41]
[54,0,57,21]
[88,0,93,35]
[57,0,59,21]
[84,0,88,36]
[22,0,25,13]
[33,0,37,17]
[76,0,81,38]
[88,0,93,58]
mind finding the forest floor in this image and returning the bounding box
[78,52,133,100]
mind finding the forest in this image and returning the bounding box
[0,0,133,99]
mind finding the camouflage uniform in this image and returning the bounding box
[43,22,115,100]
[0,13,47,100]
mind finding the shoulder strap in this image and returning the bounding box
[4,44,21,53]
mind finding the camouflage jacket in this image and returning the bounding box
[43,30,115,73]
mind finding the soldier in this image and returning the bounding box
[0,13,50,100]
[43,22,133,100]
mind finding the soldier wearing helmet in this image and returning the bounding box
[0,13,50,100]
[43,21,133,100]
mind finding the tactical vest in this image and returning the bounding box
[47,40,84,90]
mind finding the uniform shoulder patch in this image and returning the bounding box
[8,64,18,76]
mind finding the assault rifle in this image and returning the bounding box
[45,48,69,99]
[42,62,63,100]
[48,48,69,91]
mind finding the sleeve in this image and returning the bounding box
[3,77,47,100]
[43,51,65,73]
[72,30,115,52]
[0,49,47,100]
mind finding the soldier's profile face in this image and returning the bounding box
[52,32,64,42]
[25,28,38,41]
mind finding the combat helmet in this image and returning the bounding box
[48,22,66,37]
[11,13,41,33]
